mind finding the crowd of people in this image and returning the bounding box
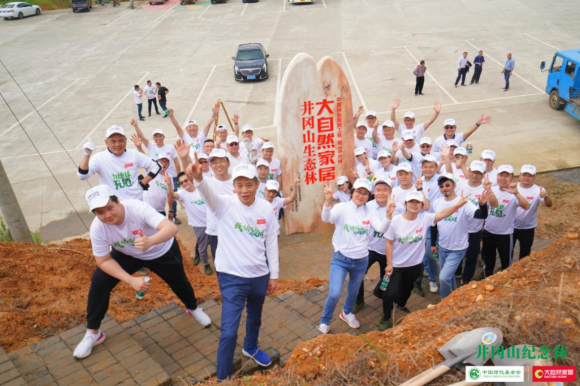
[70,97,552,381]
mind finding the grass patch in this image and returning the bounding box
[1,0,80,11]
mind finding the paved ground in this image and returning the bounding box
[1,0,579,241]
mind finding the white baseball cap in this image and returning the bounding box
[336,176,348,185]
[374,176,392,188]
[377,150,391,159]
[469,161,486,173]
[444,118,456,126]
[106,125,126,138]
[481,150,496,161]
[421,154,437,164]
[419,137,432,145]
[208,148,229,161]
[198,153,209,161]
[186,120,198,126]
[437,172,455,183]
[157,154,170,161]
[382,120,395,128]
[353,178,372,192]
[86,185,114,212]
[354,147,367,156]
[216,124,227,132]
[241,124,253,133]
[356,121,368,129]
[365,110,377,118]
[404,111,415,119]
[152,129,165,136]
[447,140,459,148]
[232,163,257,180]
[396,163,413,173]
[226,135,239,145]
[405,190,424,202]
[498,165,514,174]
[520,164,537,175]
[256,159,269,168]
[402,130,414,141]
[454,147,468,156]
[266,180,280,191]
[261,142,275,150]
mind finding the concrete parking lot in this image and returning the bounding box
[0,0,579,241]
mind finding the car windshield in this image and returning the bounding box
[237,49,264,61]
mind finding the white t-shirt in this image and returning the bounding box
[144,85,157,100]
[394,144,420,166]
[433,133,465,152]
[177,188,206,227]
[143,173,169,212]
[204,177,235,235]
[133,90,143,104]
[203,170,214,179]
[196,179,280,279]
[386,212,436,267]
[322,201,390,259]
[514,184,544,229]
[147,143,178,177]
[457,180,485,233]
[356,159,381,179]
[269,196,285,221]
[392,185,416,206]
[484,186,520,235]
[367,200,389,255]
[227,153,249,174]
[90,200,172,260]
[485,168,498,187]
[355,136,375,159]
[182,131,207,158]
[333,190,351,203]
[77,149,159,201]
[265,158,282,181]
[397,123,425,142]
[375,136,402,156]
[409,151,441,178]
[423,174,442,213]
[256,180,267,199]
[433,196,477,250]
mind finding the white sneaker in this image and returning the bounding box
[318,323,330,334]
[339,311,360,329]
[73,330,105,359]
[187,308,211,327]
[429,281,439,293]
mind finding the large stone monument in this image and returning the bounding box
[275,54,354,235]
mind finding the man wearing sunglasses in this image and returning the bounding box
[398,136,442,178]
[226,135,249,173]
[433,115,492,152]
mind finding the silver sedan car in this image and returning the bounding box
[1,2,41,20]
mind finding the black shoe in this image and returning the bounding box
[473,273,486,281]
[192,254,200,266]
[378,317,393,331]
[352,301,364,314]
[148,114,151,117]
[156,112,161,115]
[412,285,425,297]
[397,306,411,314]
[139,118,145,121]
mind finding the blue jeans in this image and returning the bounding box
[137,103,143,119]
[172,176,179,217]
[216,272,270,381]
[438,245,467,299]
[504,71,511,89]
[455,68,467,85]
[415,228,438,285]
[321,251,368,325]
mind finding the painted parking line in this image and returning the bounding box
[1,79,80,138]
[342,52,368,111]
[464,40,544,93]
[198,3,211,18]
[403,46,459,104]
[186,65,217,123]
[241,2,248,16]
[523,33,562,51]
[75,72,150,149]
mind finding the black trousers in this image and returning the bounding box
[513,228,535,260]
[356,250,387,304]
[457,230,483,284]
[381,263,423,320]
[86,239,198,329]
[147,98,160,115]
[209,235,219,261]
[482,230,512,277]
[455,68,468,85]
[159,99,167,112]
[471,68,482,84]
[415,76,425,95]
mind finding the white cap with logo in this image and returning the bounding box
[405,190,424,202]
[402,130,415,141]
[420,137,432,145]
[396,163,413,173]
[498,165,514,174]
[377,150,391,159]
[152,129,165,136]
[353,178,372,192]
[241,124,253,133]
[469,161,486,173]
[336,176,348,185]
[404,111,415,119]
[216,124,227,132]
[374,175,392,188]
[106,125,126,138]
[444,118,456,126]
[421,154,437,164]
[447,140,459,148]
[261,142,275,150]
[437,172,455,183]
[354,147,367,156]
[226,135,239,145]
[198,153,209,160]
[232,164,257,180]
[186,119,198,126]
[256,159,269,168]
[208,149,229,161]
[454,147,468,156]
[356,121,368,129]
[481,150,496,161]
[266,180,280,191]
[86,185,114,212]
[520,164,537,175]
[365,110,377,117]
[157,154,170,161]
[382,120,395,128]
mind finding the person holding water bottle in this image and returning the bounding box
[73,185,211,360]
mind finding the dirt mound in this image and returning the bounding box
[226,231,580,385]
[0,239,325,352]
[535,173,580,240]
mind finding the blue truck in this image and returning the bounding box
[540,49,580,121]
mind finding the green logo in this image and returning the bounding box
[113,238,135,249]
[234,222,264,238]
[112,171,132,190]
[469,368,480,380]
[490,204,505,218]
[343,224,369,236]
[191,199,205,206]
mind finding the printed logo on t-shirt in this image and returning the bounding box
[234,222,264,238]
[155,180,168,191]
[114,238,135,248]
[342,224,369,236]
[490,204,506,218]
[398,235,423,244]
[416,227,423,234]
[362,220,370,225]
[372,230,384,238]
[526,196,534,200]
[257,219,266,224]
[502,199,510,204]
[124,163,134,169]
[132,229,142,235]
[191,199,204,205]
[112,171,132,190]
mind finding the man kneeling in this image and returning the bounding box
[74,185,211,359]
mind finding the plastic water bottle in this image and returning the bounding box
[136,277,150,300]
[433,251,439,260]
[379,275,390,291]
[466,143,473,154]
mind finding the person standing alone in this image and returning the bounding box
[414,60,427,96]
[455,52,470,88]
[133,85,145,121]
[144,80,160,117]
[502,53,515,91]
[471,50,485,85]
[156,82,169,117]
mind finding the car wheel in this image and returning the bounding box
[18,12,23,19]
[35,8,41,15]
[549,90,564,110]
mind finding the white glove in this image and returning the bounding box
[83,139,96,156]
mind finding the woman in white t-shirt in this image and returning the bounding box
[333,176,352,203]
[379,190,469,330]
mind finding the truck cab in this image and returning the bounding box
[541,49,580,120]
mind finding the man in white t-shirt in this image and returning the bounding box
[226,135,249,173]
[143,154,171,215]
[167,108,212,158]
[372,120,402,157]
[482,165,530,278]
[374,150,396,181]
[255,159,270,199]
[433,115,491,152]
[354,147,380,180]
[354,121,375,159]
[513,164,553,260]
[78,126,162,201]
[400,136,442,178]
[480,149,498,186]
[143,80,160,117]
[260,142,282,186]
[391,163,430,209]
[393,130,420,168]
[391,99,442,141]
[241,124,268,163]
[263,178,299,230]
[186,161,279,381]
[133,85,145,121]
[215,124,230,150]
[72,185,211,360]
[431,173,490,299]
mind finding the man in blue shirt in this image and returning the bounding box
[470,50,485,85]
[502,53,515,91]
